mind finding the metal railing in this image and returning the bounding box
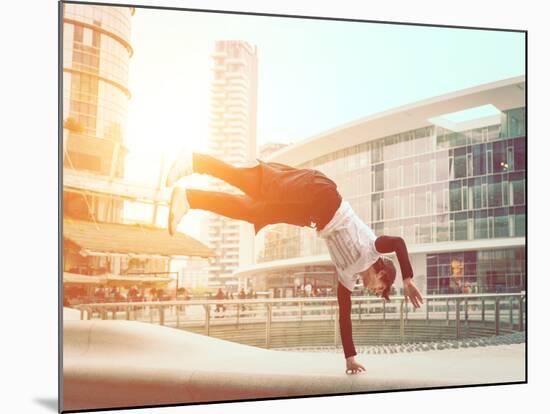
[73,292,525,348]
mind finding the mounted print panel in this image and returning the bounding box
[60,1,526,412]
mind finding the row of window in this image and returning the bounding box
[306,108,525,173]
[426,248,525,294]
[373,207,525,246]
[64,4,132,42]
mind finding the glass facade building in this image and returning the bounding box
[237,80,525,297]
[63,4,133,181]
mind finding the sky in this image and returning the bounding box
[122,6,525,238]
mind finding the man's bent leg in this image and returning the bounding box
[193,153,261,198]
[187,189,261,224]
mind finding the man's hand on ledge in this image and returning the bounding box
[403,278,423,308]
[345,356,366,375]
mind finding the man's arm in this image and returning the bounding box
[374,235,413,279]
[374,235,423,308]
[337,283,365,373]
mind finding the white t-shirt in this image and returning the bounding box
[317,201,381,292]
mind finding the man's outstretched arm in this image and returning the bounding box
[337,282,365,374]
[374,235,423,308]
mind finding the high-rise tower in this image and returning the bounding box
[207,41,258,291]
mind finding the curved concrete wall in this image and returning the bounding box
[63,320,524,411]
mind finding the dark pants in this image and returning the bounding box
[187,153,341,232]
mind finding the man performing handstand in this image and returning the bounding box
[166,152,424,374]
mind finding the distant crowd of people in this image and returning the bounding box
[64,283,403,308]
[63,285,191,306]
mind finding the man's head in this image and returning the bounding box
[361,257,396,300]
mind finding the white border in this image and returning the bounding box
[3,0,548,413]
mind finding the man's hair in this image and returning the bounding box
[379,257,396,301]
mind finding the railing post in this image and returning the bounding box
[265,304,272,348]
[112,309,117,320]
[382,299,386,322]
[87,307,92,320]
[464,298,469,326]
[455,298,461,340]
[519,296,524,331]
[176,303,180,328]
[446,298,450,326]
[495,298,500,336]
[481,299,485,323]
[101,309,107,320]
[149,305,153,323]
[126,306,130,321]
[426,298,429,322]
[400,299,405,344]
[236,303,240,326]
[509,297,514,330]
[204,304,210,336]
[159,305,165,326]
[358,301,362,321]
[79,308,84,320]
[299,301,303,322]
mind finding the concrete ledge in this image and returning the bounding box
[63,320,525,411]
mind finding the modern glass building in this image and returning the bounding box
[62,4,155,277]
[234,77,526,297]
[62,3,134,221]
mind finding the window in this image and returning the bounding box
[488,175,502,207]
[502,180,509,206]
[514,138,526,170]
[436,214,450,242]
[454,213,468,241]
[92,30,100,47]
[514,206,525,237]
[487,149,493,174]
[494,208,509,238]
[415,190,426,216]
[507,146,515,171]
[462,184,468,211]
[474,210,488,239]
[493,141,507,172]
[450,181,462,211]
[454,148,467,178]
[74,25,83,42]
[509,172,525,205]
[473,144,486,176]
[436,151,449,181]
[374,164,384,192]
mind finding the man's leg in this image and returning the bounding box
[167,152,261,198]
[193,153,261,198]
[169,187,264,235]
[186,188,261,223]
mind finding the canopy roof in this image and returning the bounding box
[63,219,213,258]
[63,272,172,286]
